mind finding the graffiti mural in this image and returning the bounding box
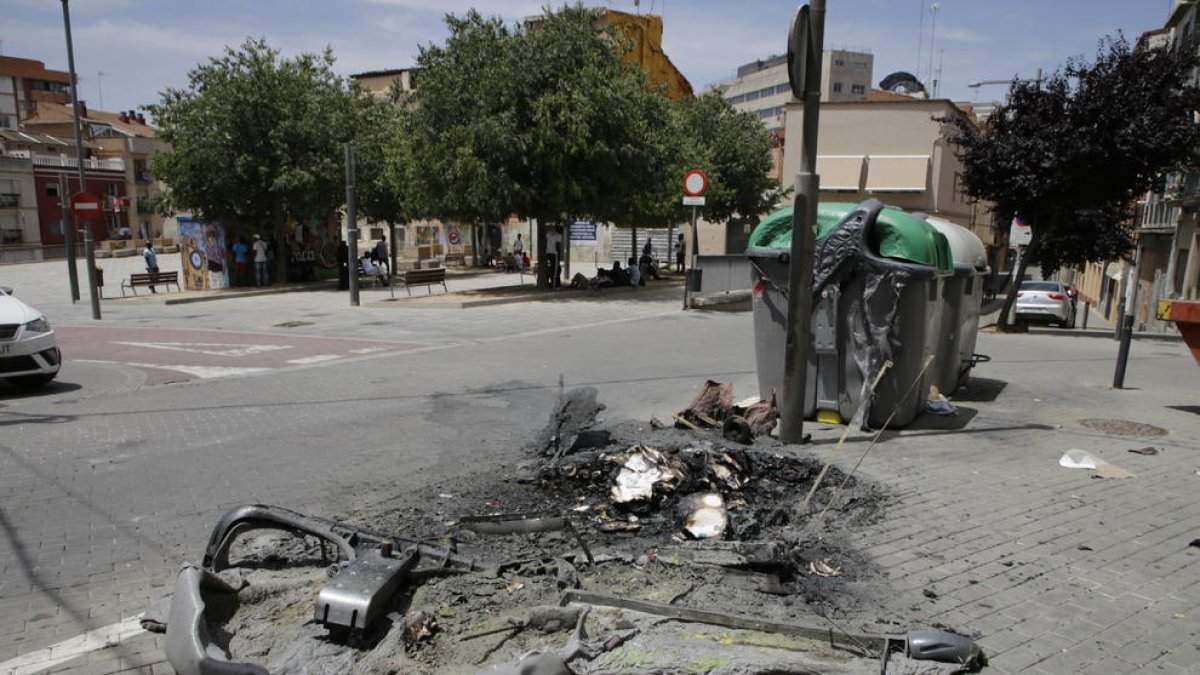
[178,216,228,291]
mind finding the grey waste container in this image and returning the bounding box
[925,217,989,394]
[748,200,953,429]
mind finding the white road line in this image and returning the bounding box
[285,354,343,365]
[110,341,294,357]
[0,615,145,675]
[348,347,389,354]
[76,360,272,379]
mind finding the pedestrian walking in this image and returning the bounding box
[142,241,159,293]
[253,234,270,286]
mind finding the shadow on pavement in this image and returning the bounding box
[0,380,83,402]
[1168,405,1200,416]
[0,410,77,426]
[950,377,1007,403]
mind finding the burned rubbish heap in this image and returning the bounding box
[147,388,984,675]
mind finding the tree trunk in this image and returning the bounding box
[273,197,287,285]
[997,229,1040,332]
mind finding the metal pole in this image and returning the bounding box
[84,228,100,319]
[58,173,79,302]
[345,144,359,307]
[57,1,85,303]
[780,1,824,444]
[1113,247,1140,388]
[62,0,100,320]
[684,206,697,310]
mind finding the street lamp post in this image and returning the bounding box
[61,0,101,320]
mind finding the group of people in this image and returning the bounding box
[337,235,391,289]
[229,235,272,287]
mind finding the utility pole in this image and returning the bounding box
[61,0,100,320]
[345,144,359,307]
[780,1,825,444]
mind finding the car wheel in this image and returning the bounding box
[7,373,56,389]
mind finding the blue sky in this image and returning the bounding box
[2,0,1178,119]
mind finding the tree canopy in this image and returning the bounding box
[404,5,780,228]
[943,36,1200,327]
[148,38,361,276]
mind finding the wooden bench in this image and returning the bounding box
[400,268,447,296]
[444,252,466,267]
[121,271,181,297]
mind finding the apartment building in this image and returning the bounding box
[781,92,997,264]
[714,50,873,131]
[0,56,72,130]
[22,100,172,241]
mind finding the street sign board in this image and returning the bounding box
[682,196,706,207]
[569,221,597,242]
[1009,216,1032,248]
[683,170,708,197]
[1106,261,1123,280]
[70,191,102,221]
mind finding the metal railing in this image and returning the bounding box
[0,193,19,208]
[1136,198,1181,232]
[31,154,125,171]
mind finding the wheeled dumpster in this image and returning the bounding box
[924,216,989,394]
[748,200,953,429]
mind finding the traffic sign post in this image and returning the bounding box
[682,170,707,310]
[71,191,102,220]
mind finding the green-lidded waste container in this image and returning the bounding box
[924,216,989,394]
[748,199,953,429]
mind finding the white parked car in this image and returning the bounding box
[0,285,62,388]
[1015,280,1076,328]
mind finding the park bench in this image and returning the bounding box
[444,252,466,267]
[121,271,181,297]
[399,268,447,296]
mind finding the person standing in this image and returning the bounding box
[545,226,563,289]
[374,235,390,275]
[513,233,524,263]
[142,241,159,293]
[253,234,270,287]
[231,236,249,286]
[676,233,686,273]
[336,238,349,291]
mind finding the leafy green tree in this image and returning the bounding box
[944,36,1200,330]
[351,94,409,268]
[407,8,678,236]
[670,91,783,225]
[148,38,359,281]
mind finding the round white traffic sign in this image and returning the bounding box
[683,170,708,197]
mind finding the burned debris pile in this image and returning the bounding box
[146,387,984,674]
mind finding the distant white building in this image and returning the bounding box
[711,50,874,130]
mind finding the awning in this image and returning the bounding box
[865,155,929,192]
[816,155,865,191]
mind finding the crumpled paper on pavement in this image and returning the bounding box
[1059,449,1136,479]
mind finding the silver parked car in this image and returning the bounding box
[1015,280,1076,328]
[0,285,62,388]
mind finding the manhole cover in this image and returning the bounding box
[1079,418,1168,437]
[273,320,314,328]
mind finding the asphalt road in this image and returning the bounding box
[0,264,1197,674]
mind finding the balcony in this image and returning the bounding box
[0,193,19,209]
[1136,198,1181,233]
[31,154,125,172]
[0,156,33,171]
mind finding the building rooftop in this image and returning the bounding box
[0,56,71,83]
[22,101,157,138]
